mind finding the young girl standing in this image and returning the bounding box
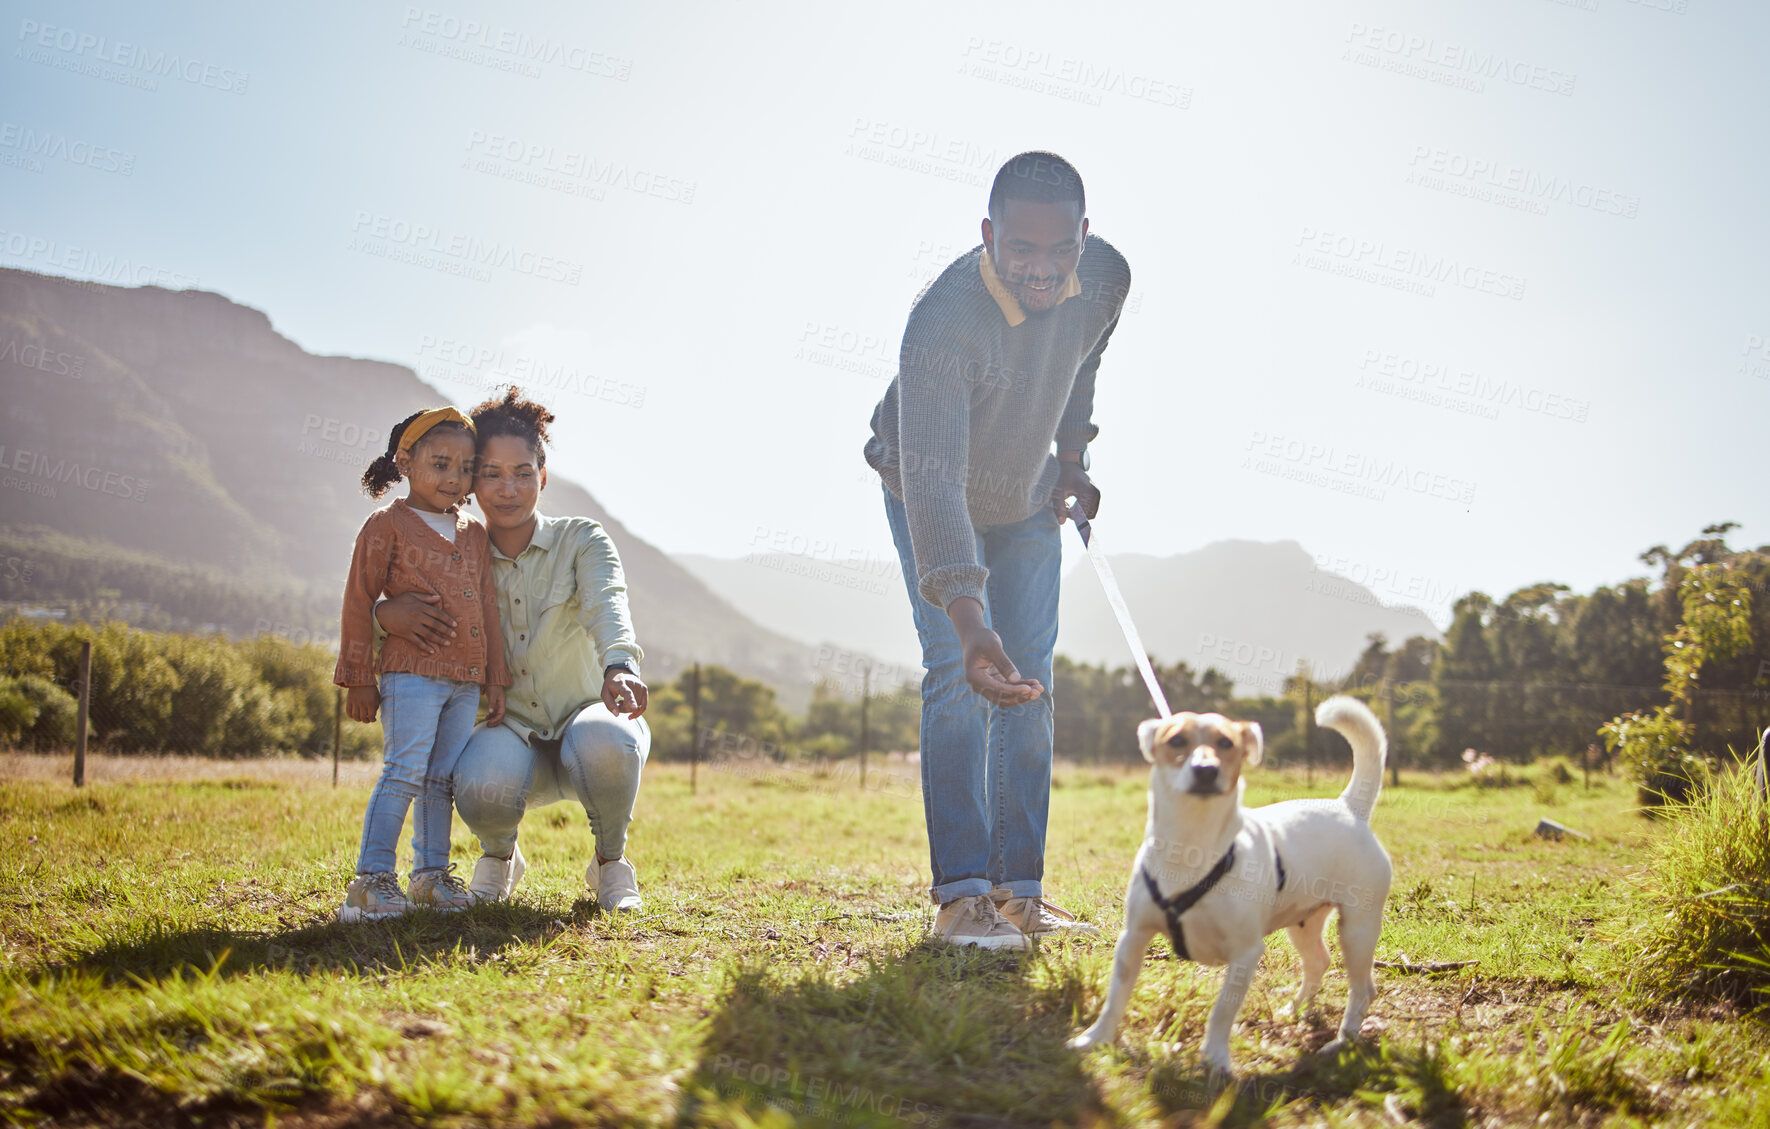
[334,406,509,921]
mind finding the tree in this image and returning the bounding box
[1601,552,1756,804]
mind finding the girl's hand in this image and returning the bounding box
[603,671,648,719]
[345,685,381,724]
[485,685,506,727]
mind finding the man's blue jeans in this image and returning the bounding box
[355,670,480,875]
[451,704,650,861]
[884,485,1061,905]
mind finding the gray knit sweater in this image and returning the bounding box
[864,233,1131,609]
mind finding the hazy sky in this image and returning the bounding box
[5,0,1765,629]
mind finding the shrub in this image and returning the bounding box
[0,675,79,750]
[0,617,376,757]
[1616,748,1770,1008]
[1600,709,1707,806]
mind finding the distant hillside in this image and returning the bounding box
[1059,540,1443,693]
[680,536,1443,698]
[0,269,816,705]
[677,552,924,674]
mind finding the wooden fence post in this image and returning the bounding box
[333,687,343,786]
[690,662,701,796]
[1384,679,1399,787]
[72,640,91,788]
[1757,726,1767,807]
[1301,663,1314,788]
[859,664,869,791]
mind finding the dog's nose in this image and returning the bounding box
[1191,763,1219,786]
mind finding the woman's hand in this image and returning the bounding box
[484,685,506,727]
[375,591,457,655]
[602,670,648,719]
[345,684,381,724]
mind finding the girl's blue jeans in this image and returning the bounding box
[883,485,1061,906]
[354,670,480,875]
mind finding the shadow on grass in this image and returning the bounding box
[1142,1034,1471,1129]
[33,896,618,985]
[676,939,1103,1128]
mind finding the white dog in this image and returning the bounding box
[1069,696,1392,1074]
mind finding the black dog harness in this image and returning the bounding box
[1141,843,1287,961]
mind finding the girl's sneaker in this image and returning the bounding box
[339,871,412,922]
[410,865,476,911]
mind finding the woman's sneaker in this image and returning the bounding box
[469,842,526,902]
[410,865,476,911]
[933,894,1032,951]
[339,871,411,922]
[588,854,642,911]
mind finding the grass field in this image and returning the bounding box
[3,750,1769,1128]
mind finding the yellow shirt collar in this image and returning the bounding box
[979,249,1082,327]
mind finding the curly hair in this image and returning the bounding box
[468,385,555,468]
[360,410,473,499]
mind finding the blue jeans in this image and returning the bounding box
[355,671,480,875]
[452,704,651,861]
[884,485,1061,905]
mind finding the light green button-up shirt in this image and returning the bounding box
[488,512,643,743]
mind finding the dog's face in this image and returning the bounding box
[1137,712,1264,797]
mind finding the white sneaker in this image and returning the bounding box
[339,871,411,922]
[469,841,526,902]
[933,893,1032,951]
[410,864,476,911]
[588,853,642,912]
[990,889,1099,938]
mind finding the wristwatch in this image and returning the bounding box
[1060,447,1091,472]
[604,661,637,679]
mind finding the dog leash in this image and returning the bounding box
[1068,500,1171,718]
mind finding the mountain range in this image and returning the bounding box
[3,267,1441,706]
[680,540,1441,696]
[0,268,816,704]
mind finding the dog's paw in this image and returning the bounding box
[1067,1030,1105,1052]
[1278,997,1321,1023]
[1201,1048,1235,1078]
[1317,1036,1350,1059]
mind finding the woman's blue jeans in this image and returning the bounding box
[883,486,1060,905]
[451,704,651,861]
[355,670,480,875]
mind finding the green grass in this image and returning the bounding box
[3,752,1769,1127]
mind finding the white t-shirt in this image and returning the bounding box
[412,507,458,544]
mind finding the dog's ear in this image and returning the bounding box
[1242,722,1264,767]
[1137,718,1165,762]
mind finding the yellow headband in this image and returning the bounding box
[397,406,474,455]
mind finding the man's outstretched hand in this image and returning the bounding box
[1052,461,1100,524]
[946,596,1043,707]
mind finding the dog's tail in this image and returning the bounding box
[1318,695,1387,823]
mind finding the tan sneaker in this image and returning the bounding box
[933,893,1032,951]
[339,871,411,922]
[990,889,1099,937]
[469,841,526,902]
[410,864,475,911]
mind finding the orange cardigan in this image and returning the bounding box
[333,498,512,689]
